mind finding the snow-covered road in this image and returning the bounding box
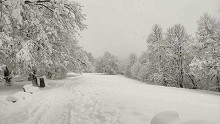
[0,73,220,124]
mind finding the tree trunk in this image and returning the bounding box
[179,44,184,88]
[0,0,3,32]
[216,75,220,92]
[179,68,184,88]
[159,54,167,86]
[189,75,197,89]
[163,79,168,86]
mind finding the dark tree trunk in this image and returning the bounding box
[216,76,220,92]
[179,45,184,88]
[189,75,197,89]
[4,67,11,84]
[0,0,3,32]
[179,82,183,88]
[162,74,168,86]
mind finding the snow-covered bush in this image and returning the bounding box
[23,84,39,94]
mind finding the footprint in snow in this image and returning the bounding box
[150,111,215,124]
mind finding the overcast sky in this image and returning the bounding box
[77,0,220,60]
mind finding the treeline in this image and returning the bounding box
[95,13,220,92]
[125,13,220,92]
[0,0,94,79]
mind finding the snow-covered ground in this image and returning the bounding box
[0,73,220,124]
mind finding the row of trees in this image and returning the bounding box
[0,0,94,79]
[88,13,220,92]
[124,13,220,92]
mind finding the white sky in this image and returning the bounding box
[77,0,220,60]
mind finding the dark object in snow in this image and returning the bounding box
[30,69,38,86]
[39,78,45,87]
[29,70,46,87]
[6,95,18,103]
[3,66,12,85]
[28,73,32,81]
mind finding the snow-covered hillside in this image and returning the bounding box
[0,73,220,124]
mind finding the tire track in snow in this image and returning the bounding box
[0,76,121,124]
[68,77,121,124]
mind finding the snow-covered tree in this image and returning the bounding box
[95,51,118,75]
[190,13,220,91]
[0,0,87,79]
[136,64,149,82]
[85,51,95,66]
[80,51,95,73]
[138,51,149,64]
[130,61,141,79]
[124,53,137,77]
[117,60,126,75]
[126,51,151,82]
[146,24,168,85]
[165,24,192,88]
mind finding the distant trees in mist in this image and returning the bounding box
[95,51,118,75]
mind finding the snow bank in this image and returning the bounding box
[6,91,31,102]
[6,95,18,103]
[66,72,81,77]
[23,84,39,94]
[14,91,31,100]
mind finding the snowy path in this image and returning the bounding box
[0,73,220,124]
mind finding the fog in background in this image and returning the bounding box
[78,0,220,60]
